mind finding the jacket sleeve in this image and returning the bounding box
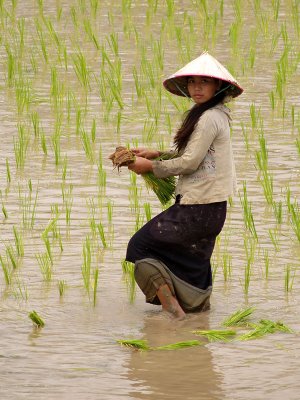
[152,110,219,178]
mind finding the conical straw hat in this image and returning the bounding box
[163,51,243,99]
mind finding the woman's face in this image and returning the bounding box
[187,76,221,104]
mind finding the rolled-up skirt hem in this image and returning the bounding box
[135,258,211,312]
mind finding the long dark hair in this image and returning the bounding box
[173,90,227,152]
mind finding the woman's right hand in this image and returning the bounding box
[131,148,160,159]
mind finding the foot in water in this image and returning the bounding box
[156,284,186,320]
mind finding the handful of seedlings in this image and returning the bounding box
[28,310,45,328]
[109,146,176,205]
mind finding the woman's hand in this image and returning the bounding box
[128,156,153,175]
[131,148,160,159]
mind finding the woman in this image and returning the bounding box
[126,51,243,319]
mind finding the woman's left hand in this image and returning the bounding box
[128,156,153,174]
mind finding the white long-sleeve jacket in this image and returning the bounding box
[152,104,237,204]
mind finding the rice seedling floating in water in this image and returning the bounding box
[154,340,204,351]
[58,280,67,296]
[222,306,256,327]
[236,319,294,341]
[117,339,150,351]
[192,329,237,342]
[28,310,45,328]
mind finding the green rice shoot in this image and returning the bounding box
[117,339,150,350]
[28,310,45,328]
[154,340,204,350]
[222,306,256,327]
[192,329,237,342]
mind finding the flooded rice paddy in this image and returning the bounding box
[0,0,300,399]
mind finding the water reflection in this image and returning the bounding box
[126,312,224,400]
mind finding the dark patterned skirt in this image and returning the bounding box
[126,200,227,311]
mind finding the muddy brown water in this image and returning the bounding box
[1,1,300,399]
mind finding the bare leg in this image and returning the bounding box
[156,284,186,320]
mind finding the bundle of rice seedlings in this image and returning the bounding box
[28,310,45,328]
[109,146,176,205]
[154,340,203,350]
[142,172,176,205]
[192,329,237,342]
[222,306,256,327]
[116,339,150,351]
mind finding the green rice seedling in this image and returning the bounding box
[143,202,152,221]
[83,18,100,49]
[72,51,91,91]
[236,319,294,341]
[6,158,11,184]
[289,202,300,242]
[18,183,38,229]
[229,21,240,55]
[249,103,261,129]
[58,280,67,296]
[260,171,274,205]
[272,200,283,224]
[14,124,29,169]
[222,307,256,327]
[117,339,150,351]
[239,182,257,239]
[284,264,296,292]
[52,131,61,166]
[28,310,45,328]
[61,156,68,181]
[35,21,48,63]
[243,235,256,295]
[97,223,107,248]
[5,44,15,87]
[2,202,8,219]
[0,254,12,285]
[296,137,300,156]
[255,132,268,171]
[221,253,232,282]
[90,0,99,18]
[192,329,236,342]
[155,340,203,351]
[268,228,279,252]
[91,118,96,143]
[142,173,176,206]
[13,277,29,301]
[93,267,99,306]
[132,66,144,98]
[106,32,119,57]
[81,236,92,294]
[262,248,270,279]
[271,0,280,21]
[269,90,276,110]
[6,244,18,269]
[13,226,24,257]
[36,252,53,281]
[121,259,136,303]
[107,200,113,224]
[31,111,41,139]
[40,130,48,155]
[42,16,60,49]
[81,129,94,162]
[259,319,294,334]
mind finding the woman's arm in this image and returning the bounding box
[152,111,219,178]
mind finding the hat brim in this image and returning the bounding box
[163,74,243,98]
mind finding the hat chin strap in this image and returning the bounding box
[214,84,232,97]
[173,81,190,99]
